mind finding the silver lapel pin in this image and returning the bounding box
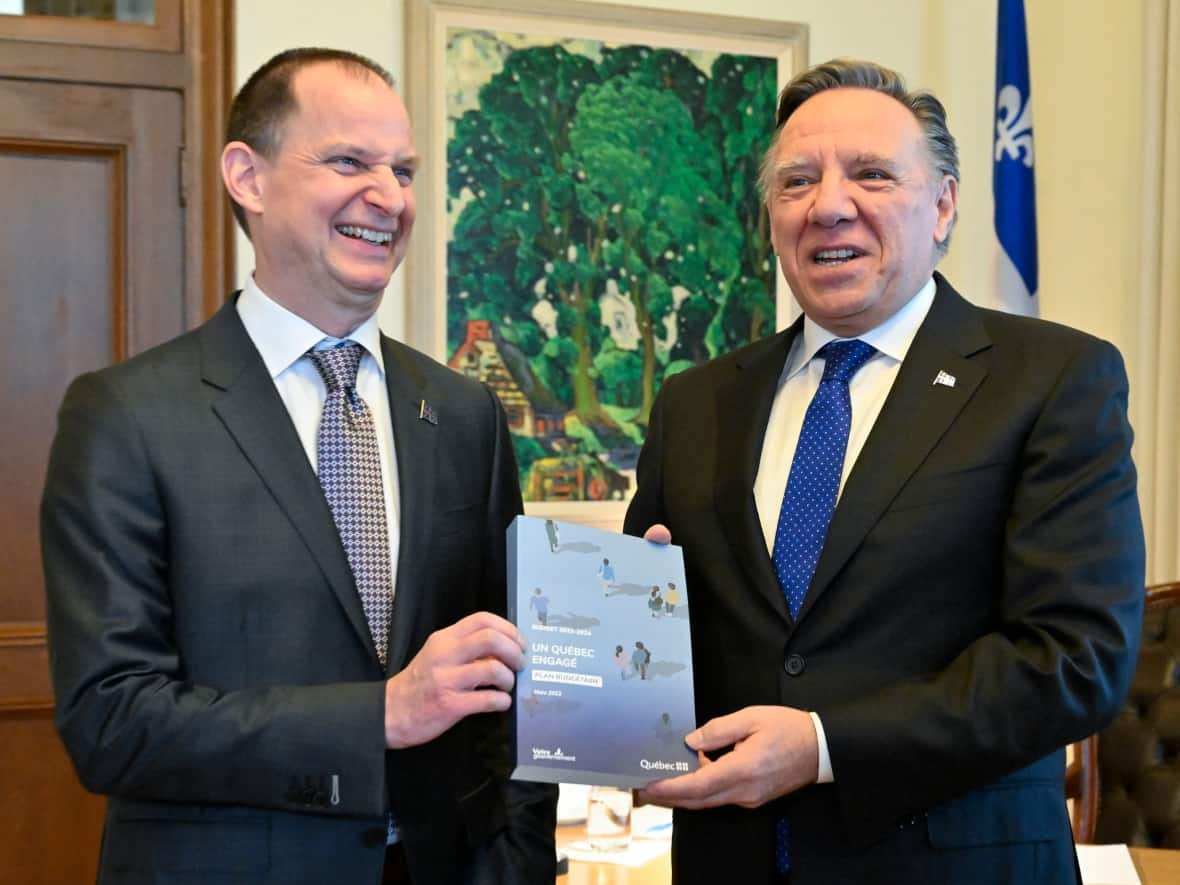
[933,370,957,388]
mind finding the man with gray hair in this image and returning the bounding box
[626,58,1143,884]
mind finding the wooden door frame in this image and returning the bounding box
[0,0,234,734]
[0,6,235,875]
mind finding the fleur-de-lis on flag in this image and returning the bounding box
[995,84,1034,168]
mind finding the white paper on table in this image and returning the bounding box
[562,838,671,868]
[556,783,590,824]
[1076,844,1142,885]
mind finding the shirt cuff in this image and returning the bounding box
[809,711,834,784]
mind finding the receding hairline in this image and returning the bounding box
[295,57,397,90]
[223,47,401,238]
[227,50,398,159]
[273,60,400,145]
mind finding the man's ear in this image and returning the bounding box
[221,140,265,218]
[933,175,958,246]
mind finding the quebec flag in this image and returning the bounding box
[993,0,1038,315]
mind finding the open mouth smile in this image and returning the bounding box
[336,224,394,247]
[813,248,862,266]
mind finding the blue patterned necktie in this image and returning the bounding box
[770,338,875,875]
[773,338,877,617]
[308,341,393,670]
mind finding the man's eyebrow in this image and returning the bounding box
[322,143,419,168]
[771,159,813,178]
[773,152,900,172]
[321,142,373,158]
[848,152,900,169]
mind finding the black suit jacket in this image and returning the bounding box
[42,297,556,885]
[624,275,1144,884]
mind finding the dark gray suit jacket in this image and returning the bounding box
[42,297,556,884]
[624,274,1144,884]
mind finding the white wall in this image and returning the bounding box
[234,1,1158,562]
[234,0,1149,357]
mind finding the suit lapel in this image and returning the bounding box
[380,337,438,673]
[714,323,800,625]
[200,299,375,658]
[799,276,993,620]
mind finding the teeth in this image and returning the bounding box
[815,248,857,261]
[337,225,393,245]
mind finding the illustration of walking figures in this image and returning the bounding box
[544,519,560,553]
[597,558,616,596]
[648,585,663,617]
[613,644,629,680]
[632,641,651,680]
[664,581,680,615]
[529,587,550,625]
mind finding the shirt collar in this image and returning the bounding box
[786,276,937,380]
[236,275,386,379]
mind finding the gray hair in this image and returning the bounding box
[758,59,959,253]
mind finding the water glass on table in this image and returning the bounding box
[586,786,632,851]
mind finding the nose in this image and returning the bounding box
[365,166,407,217]
[808,174,856,227]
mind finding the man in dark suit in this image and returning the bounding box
[624,59,1144,884]
[41,48,555,885]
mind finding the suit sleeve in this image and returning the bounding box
[820,337,1145,840]
[41,370,389,817]
[469,384,558,884]
[622,371,672,538]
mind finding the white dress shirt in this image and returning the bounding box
[236,276,401,596]
[752,278,936,782]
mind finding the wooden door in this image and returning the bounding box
[0,77,185,885]
[0,3,231,881]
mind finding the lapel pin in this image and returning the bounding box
[933,370,957,388]
[418,399,438,425]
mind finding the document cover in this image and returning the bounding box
[507,515,698,787]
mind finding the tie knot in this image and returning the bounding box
[818,339,876,384]
[308,341,363,391]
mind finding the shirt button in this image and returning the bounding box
[784,654,806,676]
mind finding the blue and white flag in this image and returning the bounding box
[993,0,1038,315]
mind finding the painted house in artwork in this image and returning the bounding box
[448,320,566,440]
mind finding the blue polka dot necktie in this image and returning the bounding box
[771,338,875,875]
[773,338,876,618]
[308,341,393,670]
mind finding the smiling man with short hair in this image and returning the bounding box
[43,47,556,885]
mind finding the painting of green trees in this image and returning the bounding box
[444,29,778,502]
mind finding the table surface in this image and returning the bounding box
[1130,847,1180,883]
[556,826,1180,885]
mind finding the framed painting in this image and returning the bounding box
[403,0,807,530]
